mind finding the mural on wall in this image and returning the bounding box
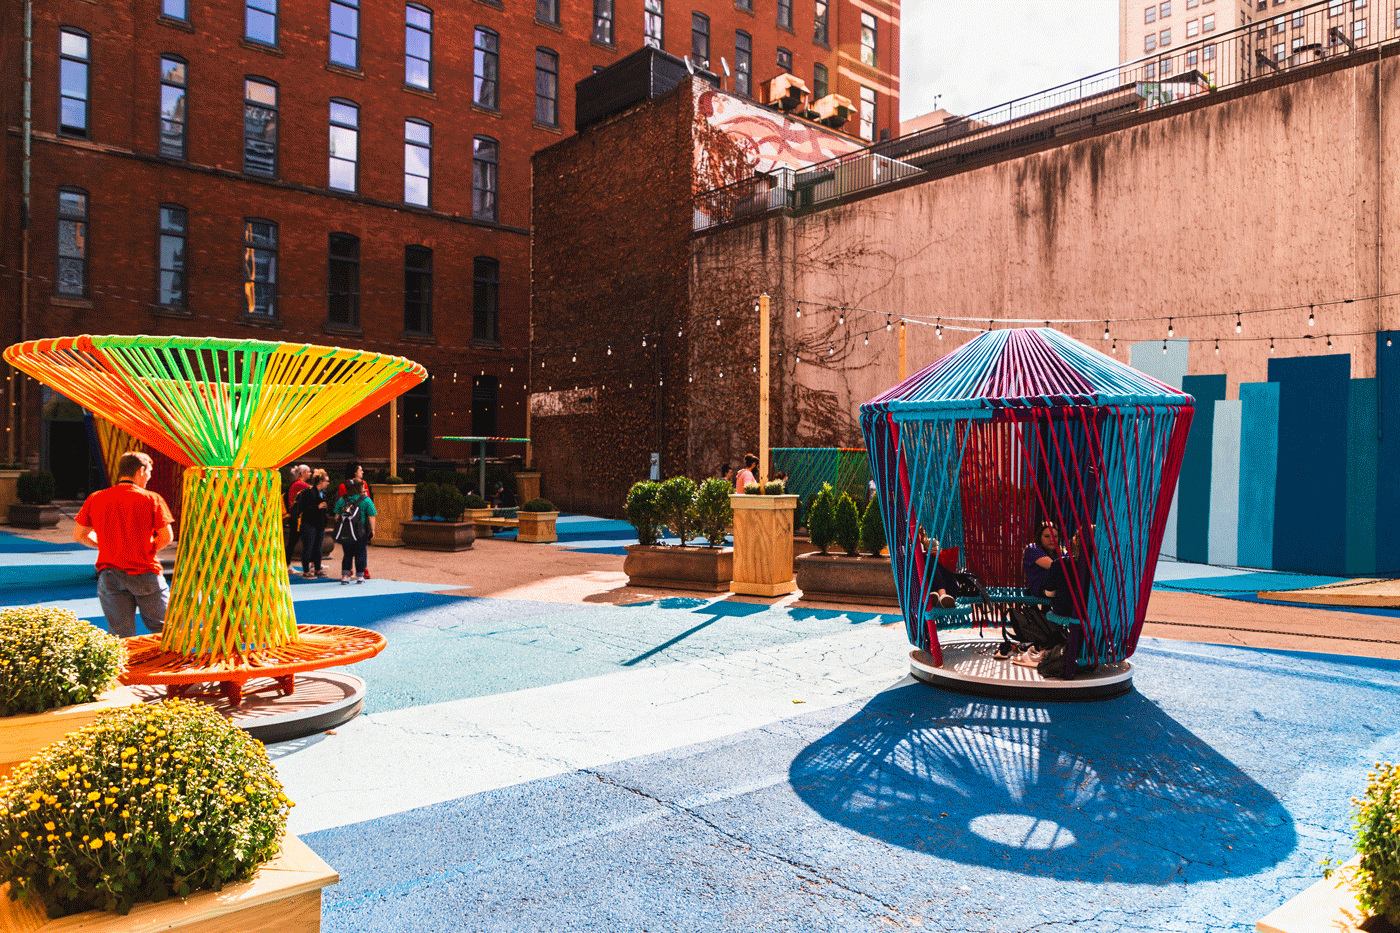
[693,86,862,191]
[1129,335,1397,577]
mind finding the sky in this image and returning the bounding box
[899,1,1120,123]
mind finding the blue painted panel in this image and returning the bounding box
[1346,378,1378,576]
[1377,333,1400,573]
[1132,339,1189,558]
[1268,354,1350,575]
[1177,374,1227,565]
[1209,400,1241,567]
[1237,382,1279,570]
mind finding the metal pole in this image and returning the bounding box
[479,441,487,500]
[898,320,907,381]
[758,293,770,484]
[15,0,32,465]
[388,398,398,479]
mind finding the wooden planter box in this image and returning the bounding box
[0,833,338,933]
[0,469,23,515]
[1257,857,1394,932]
[464,508,497,538]
[0,686,141,779]
[8,503,62,529]
[624,544,734,592]
[795,552,899,607]
[400,519,475,552]
[517,510,559,543]
[513,471,542,503]
[370,483,415,548]
[729,494,797,597]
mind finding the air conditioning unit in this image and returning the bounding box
[811,93,852,128]
[764,73,810,112]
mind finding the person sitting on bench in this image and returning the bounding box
[917,528,958,609]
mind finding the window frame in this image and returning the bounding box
[244,0,278,47]
[860,11,877,67]
[55,186,89,298]
[329,98,359,193]
[814,0,828,45]
[404,118,431,208]
[535,48,559,127]
[403,245,433,336]
[472,135,499,222]
[813,62,828,99]
[158,54,187,160]
[1203,12,1215,30]
[473,26,499,110]
[156,203,187,311]
[1145,5,1156,23]
[691,13,710,68]
[405,2,433,90]
[777,0,792,30]
[777,46,792,73]
[734,30,751,97]
[536,0,559,25]
[243,76,278,178]
[162,0,189,22]
[329,0,359,69]
[593,0,614,45]
[58,28,90,139]
[241,218,278,319]
[472,256,500,344]
[327,232,360,328]
[644,0,663,49]
[858,85,875,141]
[735,0,752,11]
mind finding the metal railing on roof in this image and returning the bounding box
[693,0,1396,232]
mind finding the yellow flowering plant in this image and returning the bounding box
[0,607,124,717]
[1327,762,1400,926]
[0,700,292,917]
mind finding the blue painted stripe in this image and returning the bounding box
[1176,374,1227,564]
[1269,355,1350,575]
[1346,378,1378,575]
[1237,382,1279,570]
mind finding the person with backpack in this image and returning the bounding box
[335,463,374,579]
[333,478,377,584]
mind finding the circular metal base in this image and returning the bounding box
[909,640,1134,702]
[120,624,386,688]
[129,671,367,743]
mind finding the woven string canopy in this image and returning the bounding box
[859,328,1195,668]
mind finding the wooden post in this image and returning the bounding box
[898,320,907,381]
[758,294,770,484]
[388,398,398,479]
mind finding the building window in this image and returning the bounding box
[405,3,432,89]
[403,382,430,455]
[1203,42,1215,59]
[474,27,499,109]
[535,49,558,126]
[1145,33,1157,51]
[404,246,431,334]
[473,136,498,221]
[1353,16,1367,37]
[1160,28,1170,44]
[1203,13,1215,30]
[1291,36,1306,52]
[736,0,751,10]
[1273,41,1286,60]
[404,119,430,207]
[593,0,613,44]
[860,12,877,67]
[777,46,792,73]
[644,0,663,48]
[691,13,709,67]
[326,424,356,456]
[329,99,358,192]
[163,0,188,20]
[814,0,828,44]
[1145,5,1156,22]
[1291,11,1305,28]
[1159,56,1173,74]
[242,219,277,317]
[330,0,358,68]
[473,257,499,343]
[56,187,88,298]
[537,0,558,25]
[245,0,277,45]
[1186,48,1198,65]
[1273,15,1285,32]
[777,0,792,30]
[813,62,827,99]
[1329,1,1344,14]
[1395,6,1400,29]
[1145,62,1156,78]
[735,31,751,96]
[1186,18,1198,36]
[328,233,359,327]
[1354,0,1367,8]
[472,376,498,441]
[243,78,277,177]
[59,29,89,138]
[1160,0,1171,15]
[1186,0,1197,8]
[157,204,186,310]
[159,56,186,159]
[859,85,875,140]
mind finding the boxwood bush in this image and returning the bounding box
[16,471,55,506]
[860,493,886,557]
[412,483,441,520]
[808,484,836,554]
[657,477,698,546]
[437,485,466,522]
[625,481,662,546]
[834,494,861,556]
[693,479,732,547]
[519,498,555,512]
[0,607,125,717]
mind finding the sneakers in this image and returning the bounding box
[938,592,956,609]
[356,574,365,584]
[301,571,315,579]
[341,575,352,585]
[362,568,371,580]
[315,569,329,578]
[1011,648,1044,668]
[993,641,1014,661]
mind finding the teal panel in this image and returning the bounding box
[1237,382,1279,570]
[1132,339,1189,558]
[1346,378,1378,576]
[1377,333,1400,573]
[1177,374,1227,564]
[1209,400,1241,567]
[1268,355,1349,576]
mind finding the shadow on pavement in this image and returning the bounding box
[789,679,1295,884]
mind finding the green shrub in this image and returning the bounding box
[625,481,663,546]
[763,480,785,495]
[743,483,762,495]
[657,477,698,546]
[860,493,886,557]
[412,483,441,519]
[1331,762,1400,926]
[0,700,292,917]
[0,608,125,717]
[808,484,836,554]
[519,498,555,512]
[693,479,732,547]
[384,476,405,485]
[365,469,391,485]
[437,485,466,522]
[16,471,55,506]
[462,494,488,510]
[834,494,861,556]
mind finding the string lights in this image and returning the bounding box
[1309,304,1315,327]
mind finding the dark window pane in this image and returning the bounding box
[404,246,432,333]
[328,234,359,326]
[535,49,558,125]
[537,0,558,23]
[472,137,497,221]
[593,0,613,43]
[473,258,499,343]
[163,0,187,19]
[474,29,499,109]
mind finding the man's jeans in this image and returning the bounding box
[96,569,167,638]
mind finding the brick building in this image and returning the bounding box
[0,0,898,496]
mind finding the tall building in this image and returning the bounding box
[0,0,898,496]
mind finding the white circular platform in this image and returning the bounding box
[909,640,1133,701]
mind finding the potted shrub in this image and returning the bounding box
[0,463,24,516]
[729,479,798,597]
[9,471,60,529]
[624,479,733,592]
[516,498,560,543]
[0,607,137,777]
[0,700,336,929]
[462,493,496,538]
[370,474,415,548]
[795,491,898,607]
[401,483,475,552]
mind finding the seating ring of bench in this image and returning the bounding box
[909,639,1134,702]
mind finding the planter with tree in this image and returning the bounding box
[8,470,60,529]
[401,483,476,551]
[516,498,560,543]
[623,479,734,591]
[0,463,25,516]
[369,475,414,547]
[795,491,898,606]
[729,480,798,598]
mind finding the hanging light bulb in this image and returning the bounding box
[863,334,868,346]
[1162,339,1168,354]
[829,343,835,355]
[607,345,612,356]
[1214,339,1219,355]
[1270,337,1276,354]
[1309,304,1315,327]
[628,381,633,389]
[1167,318,1174,338]
[1389,337,1394,347]
[796,353,801,363]
[571,352,577,363]
[716,315,721,327]
[752,363,757,373]
[1112,339,1118,354]
[642,336,647,347]
[541,360,545,368]
[677,327,683,338]
[1327,334,1333,349]
[1103,321,1110,341]
[838,313,845,325]
[1235,313,1242,334]
[886,315,891,332]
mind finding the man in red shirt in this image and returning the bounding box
[73,451,175,638]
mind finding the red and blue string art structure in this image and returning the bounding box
[860,328,1195,670]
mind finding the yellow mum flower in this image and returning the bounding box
[89,838,102,849]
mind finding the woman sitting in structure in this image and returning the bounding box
[917,528,958,609]
[1026,530,1093,678]
[1022,521,1065,597]
[997,522,1068,660]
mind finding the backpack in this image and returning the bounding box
[334,496,366,544]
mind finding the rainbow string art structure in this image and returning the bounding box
[860,328,1194,669]
[4,336,427,702]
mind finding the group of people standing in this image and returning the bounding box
[284,463,378,584]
